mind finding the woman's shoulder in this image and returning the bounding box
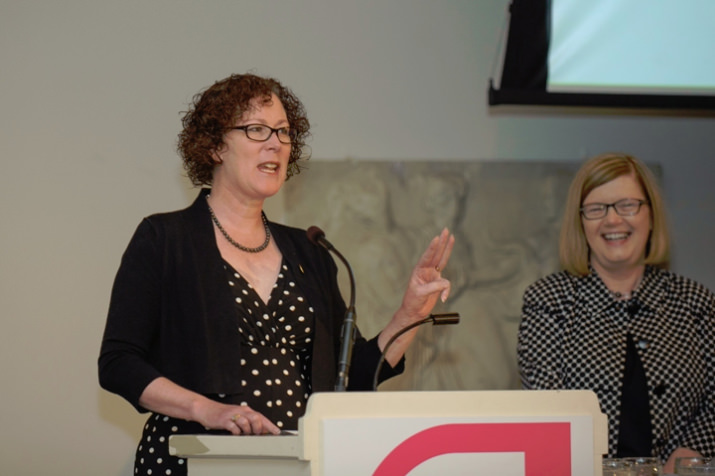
[268,221,334,268]
[269,220,308,238]
[140,207,187,228]
[665,268,712,290]
[122,193,211,252]
[524,270,577,296]
[520,271,581,329]
[652,267,715,309]
[138,190,211,228]
[267,220,313,251]
[521,270,583,313]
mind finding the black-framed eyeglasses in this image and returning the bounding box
[230,124,295,144]
[580,198,649,220]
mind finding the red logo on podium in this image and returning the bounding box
[373,422,572,476]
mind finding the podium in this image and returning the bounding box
[169,390,608,476]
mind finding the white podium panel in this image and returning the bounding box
[170,390,608,476]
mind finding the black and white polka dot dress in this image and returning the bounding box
[225,259,314,428]
[133,259,315,476]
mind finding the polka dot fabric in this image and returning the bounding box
[226,259,314,429]
[518,266,715,462]
[133,259,315,475]
[134,414,196,475]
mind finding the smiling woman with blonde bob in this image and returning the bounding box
[517,152,715,473]
[559,153,670,276]
[559,154,670,276]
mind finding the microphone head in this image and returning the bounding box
[430,312,460,325]
[306,226,326,245]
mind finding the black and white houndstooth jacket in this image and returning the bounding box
[518,265,715,461]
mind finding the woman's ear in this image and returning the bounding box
[211,147,224,165]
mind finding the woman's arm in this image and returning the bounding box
[517,285,565,390]
[98,219,166,409]
[667,287,715,463]
[139,377,280,435]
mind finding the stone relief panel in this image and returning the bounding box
[282,160,578,391]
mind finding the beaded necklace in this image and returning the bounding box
[206,195,271,253]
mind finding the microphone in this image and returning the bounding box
[307,226,356,392]
[372,312,460,391]
[306,226,335,252]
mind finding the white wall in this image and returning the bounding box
[1,1,713,474]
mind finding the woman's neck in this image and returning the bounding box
[206,186,264,222]
[593,263,645,299]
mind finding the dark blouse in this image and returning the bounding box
[616,330,653,457]
[224,259,313,430]
[133,259,316,475]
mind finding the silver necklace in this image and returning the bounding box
[608,272,644,301]
[206,195,271,253]
[612,290,633,300]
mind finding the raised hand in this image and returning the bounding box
[378,228,455,365]
[399,227,455,321]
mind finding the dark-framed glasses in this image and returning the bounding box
[580,198,649,220]
[231,124,295,144]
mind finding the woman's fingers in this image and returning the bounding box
[435,231,455,272]
[225,407,280,435]
[419,229,455,276]
[440,280,451,303]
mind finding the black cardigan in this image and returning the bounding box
[99,189,402,411]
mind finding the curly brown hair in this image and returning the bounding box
[178,73,311,186]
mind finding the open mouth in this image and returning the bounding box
[603,232,630,241]
[258,162,279,173]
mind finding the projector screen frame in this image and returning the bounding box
[488,0,715,113]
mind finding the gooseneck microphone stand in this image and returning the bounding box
[329,243,356,392]
[306,226,356,391]
[372,312,460,391]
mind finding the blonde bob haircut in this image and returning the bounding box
[560,153,670,276]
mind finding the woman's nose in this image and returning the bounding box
[603,205,624,223]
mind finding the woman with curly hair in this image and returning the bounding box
[98,73,455,475]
